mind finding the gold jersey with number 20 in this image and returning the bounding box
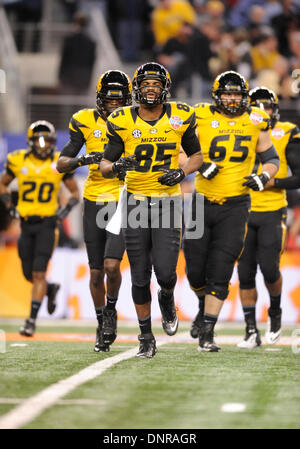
[6,150,66,217]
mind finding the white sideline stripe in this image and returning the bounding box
[0,333,186,429]
[0,398,106,406]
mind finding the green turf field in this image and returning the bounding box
[0,320,299,429]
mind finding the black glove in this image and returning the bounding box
[199,162,222,180]
[112,155,139,180]
[0,193,17,217]
[242,172,270,191]
[56,197,79,221]
[77,152,103,167]
[157,168,185,186]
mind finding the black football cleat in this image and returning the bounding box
[136,333,157,358]
[158,290,178,336]
[94,326,110,353]
[198,323,221,352]
[47,283,60,315]
[190,310,203,339]
[103,308,117,345]
[19,319,36,337]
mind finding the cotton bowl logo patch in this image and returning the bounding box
[21,167,28,175]
[93,129,102,138]
[149,128,158,134]
[250,112,263,125]
[169,116,183,130]
[132,129,142,138]
[211,120,219,128]
[271,127,285,140]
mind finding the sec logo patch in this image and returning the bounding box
[93,129,102,138]
[210,120,219,128]
[132,129,142,138]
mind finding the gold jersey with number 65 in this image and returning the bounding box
[194,103,270,200]
[5,150,66,217]
[106,102,197,196]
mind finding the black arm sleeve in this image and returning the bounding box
[5,166,16,179]
[60,118,86,158]
[60,139,83,158]
[274,140,300,189]
[103,121,124,162]
[181,113,201,156]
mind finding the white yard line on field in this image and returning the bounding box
[0,398,106,406]
[0,332,189,429]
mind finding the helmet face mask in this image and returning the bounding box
[212,71,249,117]
[27,121,56,160]
[132,62,171,106]
[249,86,279,128]
[96,70,132,119]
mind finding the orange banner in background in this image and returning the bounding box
[0,246,300,322]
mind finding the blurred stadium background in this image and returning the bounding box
[1,0,300,323]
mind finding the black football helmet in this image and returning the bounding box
[212,70,249,116]
[132,62,171,105]
[249,86,279,128]
[96,70,132,119]
[27,120,56,160]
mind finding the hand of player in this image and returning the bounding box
[157,168,185,186]
[242,172,270,191]
[199,162,222,180]
[77,152,103,167]
[0,193,19,220]
[112,155,139,180]
[56,197,79,221]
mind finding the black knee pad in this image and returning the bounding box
[238,263,256,290]
[21,259,33,282]
[186,268,206,291]
[132,284,151,305]
[206,283,229,301]
[239,280,256,290]
[156,273,177,291]
[261,268,281,285]
[32,255,50,273]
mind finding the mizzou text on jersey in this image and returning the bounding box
[193,103,269,200]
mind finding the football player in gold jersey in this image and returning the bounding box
[0,121,79,336]
[57,70,132,352]
[100,62,203,358]
[237,87,300,348]
[183,71,280,352]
